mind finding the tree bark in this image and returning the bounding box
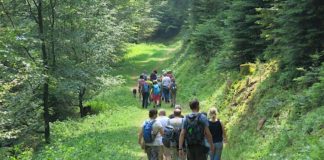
[36,0,50,143]
[79,87,86,117]
[50,0,56,67]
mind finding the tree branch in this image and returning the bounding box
[0,1,15,28]
[32,0,39,8]
[26,0,38,23]
[22,46,36,63]
[0,2,37,63]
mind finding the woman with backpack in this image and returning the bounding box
[208,107,227,160]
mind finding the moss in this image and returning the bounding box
[240,63,256,76]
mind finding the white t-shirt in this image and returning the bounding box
[162,76,171,87]
[142,119,163,146]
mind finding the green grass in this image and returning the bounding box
[27,42,182,160]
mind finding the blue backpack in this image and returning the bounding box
[142,82,149,93]
[143,120,156,143]
[153,84,160,95]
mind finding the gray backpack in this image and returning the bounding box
[185,113,204,145]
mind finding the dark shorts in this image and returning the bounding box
[187,145,208,160]
[145,145,160,160]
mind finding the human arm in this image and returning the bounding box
[159,127,164,136]
[205,127,215,154]
[201,115,214,154]
[138,127,144,149]
[178,128,186,157]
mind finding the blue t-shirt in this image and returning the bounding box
[182,112,209,129]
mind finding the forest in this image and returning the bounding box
[0,0,323,159]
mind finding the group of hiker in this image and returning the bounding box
[138,99,227,160]
[136,70,177,108]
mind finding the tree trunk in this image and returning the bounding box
[50,0,56,67]
[79,87,86,117]
[37,0,50,143]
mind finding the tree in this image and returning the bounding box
[224,0,267,68]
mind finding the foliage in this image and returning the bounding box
[259,0,324,69]
[224,0,268,67]
[191,19,223,63]
[149,0,189,39]
[0,0,164,154]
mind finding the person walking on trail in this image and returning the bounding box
[138,75,145,101]
[166,70,174,80]
[142,77,151,108]
[168,105,184,119]
[157,109,171,160]
[162,73,171,103]
[208,107,227,160]
[159,76,165,101]
[178,99,215,160]
[168,108,185,160]
[142,70,148,80]
[152,80,161,108]
[138,109,164,160]
[146,77,153,105]
[170,79,177,108]
[150,70,158,81]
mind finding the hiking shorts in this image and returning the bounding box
[152,94,160,101]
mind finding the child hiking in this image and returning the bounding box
[152,80,161,108]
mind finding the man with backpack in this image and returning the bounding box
[162,73,171,103]
[138,75,145,101]
[142,77,151,108]
[157,109,171,160]
[170,79,177,108]
[138,109,164,160]
[167,108,185,160]
[178,99,215,160]
[168,105,184,119]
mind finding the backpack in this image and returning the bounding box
[185,113,204,145]
[142,82,149,93]
[143,120,156,143]
[153,84,160,95]
[162,125,174,148]
[170,83,177,93]
[162,125,182,148]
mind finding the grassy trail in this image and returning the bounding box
[34,42,181,160]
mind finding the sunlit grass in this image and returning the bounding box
[34,42,182,160]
